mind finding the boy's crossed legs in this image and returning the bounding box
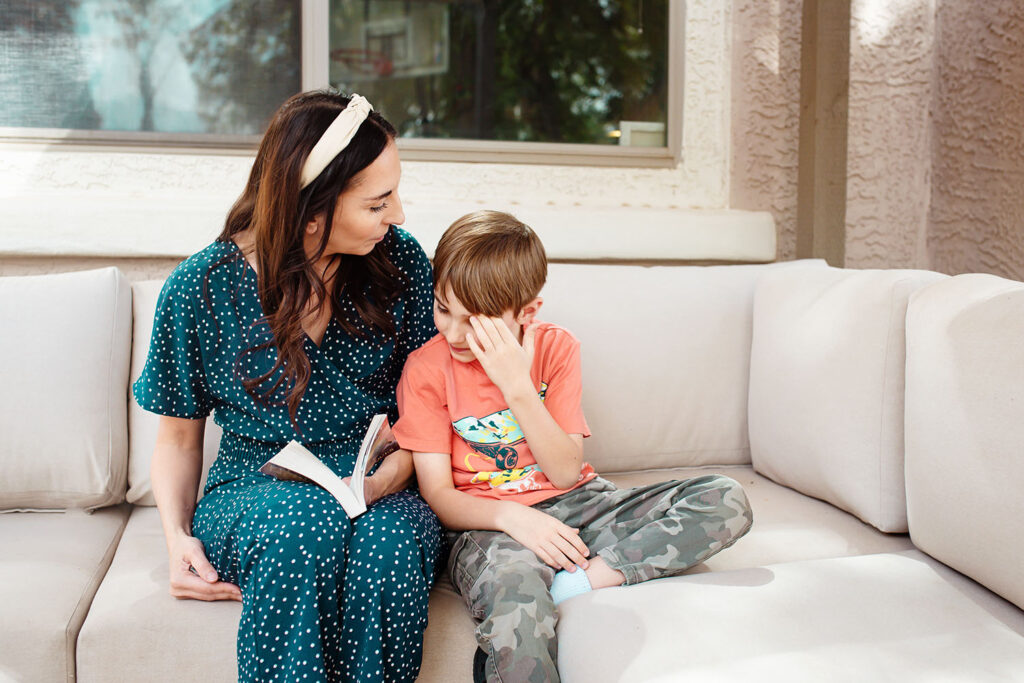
[448,474,754,683]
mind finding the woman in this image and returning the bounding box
[134,90,442,682]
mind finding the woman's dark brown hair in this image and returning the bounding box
[214,89,407,430]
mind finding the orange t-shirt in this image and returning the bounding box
[394,321,595,507]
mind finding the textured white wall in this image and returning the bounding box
[929,1,1024,280]
[845,0,934,270]
[730,0,803,261]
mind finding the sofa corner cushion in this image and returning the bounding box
[128,279,221,506]
[0,267,131,510]
[0,506,129,682]
[556,550,1024,682]
[748,267,946,532]
[905,273,1024,611]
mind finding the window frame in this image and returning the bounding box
[0,0,683,168]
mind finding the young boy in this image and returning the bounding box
[393,211,753,683]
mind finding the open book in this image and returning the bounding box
[258,414,400,517]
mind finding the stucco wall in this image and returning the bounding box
[730,0,803,261]
[845,0,934,270]
[929,0,1024,280]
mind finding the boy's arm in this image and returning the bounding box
[467,316,584,489]
[413,451,590,571]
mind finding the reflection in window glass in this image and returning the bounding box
[0,0,301,134]
[329,0,669,147]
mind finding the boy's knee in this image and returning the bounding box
[703,475,753,539]
[475,560,554,609]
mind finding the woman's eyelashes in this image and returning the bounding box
[369,201,388,213]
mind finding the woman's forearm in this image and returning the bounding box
[368,448,415,498]
[151,417,207,546]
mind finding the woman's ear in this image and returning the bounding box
[516,297,543,325]
[306,215,323,235]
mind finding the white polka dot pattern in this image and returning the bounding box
[133,227,443,682]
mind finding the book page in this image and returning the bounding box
[350,414,399,508]
[259,441,364,517]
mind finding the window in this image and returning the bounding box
[1,0,676,164]
[0,0,301,139]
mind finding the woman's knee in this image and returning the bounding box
[348,495,438,584]
[252,483,354,567]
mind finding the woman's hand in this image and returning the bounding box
[497,502,590,572]
[167,530,242,602]
[343,473,387,508]
[349,448,415,508]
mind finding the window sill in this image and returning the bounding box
[0,193,776,264]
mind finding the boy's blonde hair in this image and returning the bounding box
[433,210,547,316]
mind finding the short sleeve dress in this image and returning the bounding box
[133,227,442,683]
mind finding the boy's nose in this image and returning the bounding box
[447,323,470,346]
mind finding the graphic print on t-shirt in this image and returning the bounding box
[451,383,548,493]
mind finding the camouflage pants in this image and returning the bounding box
[447,474,753,683]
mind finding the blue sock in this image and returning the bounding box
[549,567,592,605]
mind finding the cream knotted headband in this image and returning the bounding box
[299,94,373,189]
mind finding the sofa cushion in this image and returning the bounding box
[128,279,222,505]
[748,267,946,532]
[76,506,240,682]
[419,464,913,683]
[0,506,129,681]
[557,550,1024,682]
[0,267,131,510]
[542,260,825,473]
[905,274,1024,611]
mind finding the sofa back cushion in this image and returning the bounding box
[748,267,946,532]
[904,274,1024,610]
[128,280,221,506]
[0,268,131,510]
[541,260,824,473]
[127,260,823,492]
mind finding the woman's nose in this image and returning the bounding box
[388,193,406,227]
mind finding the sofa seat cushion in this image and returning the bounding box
[0,506,129,682]
[423,464,913,682]
[604,466,913,571]
[749,267,946,532]
[420,582,478,683]
[556,550,1024,682]
[76,506,240,683]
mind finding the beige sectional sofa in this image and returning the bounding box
[2,257,1023,682]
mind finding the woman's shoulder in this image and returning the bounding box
[160,240,240,300]
[388,226,430,270]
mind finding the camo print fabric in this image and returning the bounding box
[447,474,753,682]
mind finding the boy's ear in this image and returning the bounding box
[516,297,543,325]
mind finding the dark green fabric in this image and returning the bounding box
[134,228,442,682]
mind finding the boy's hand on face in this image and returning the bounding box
[498,502,590,573]
[466,316,539,400]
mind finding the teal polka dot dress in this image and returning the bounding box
[134,227,442,683]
